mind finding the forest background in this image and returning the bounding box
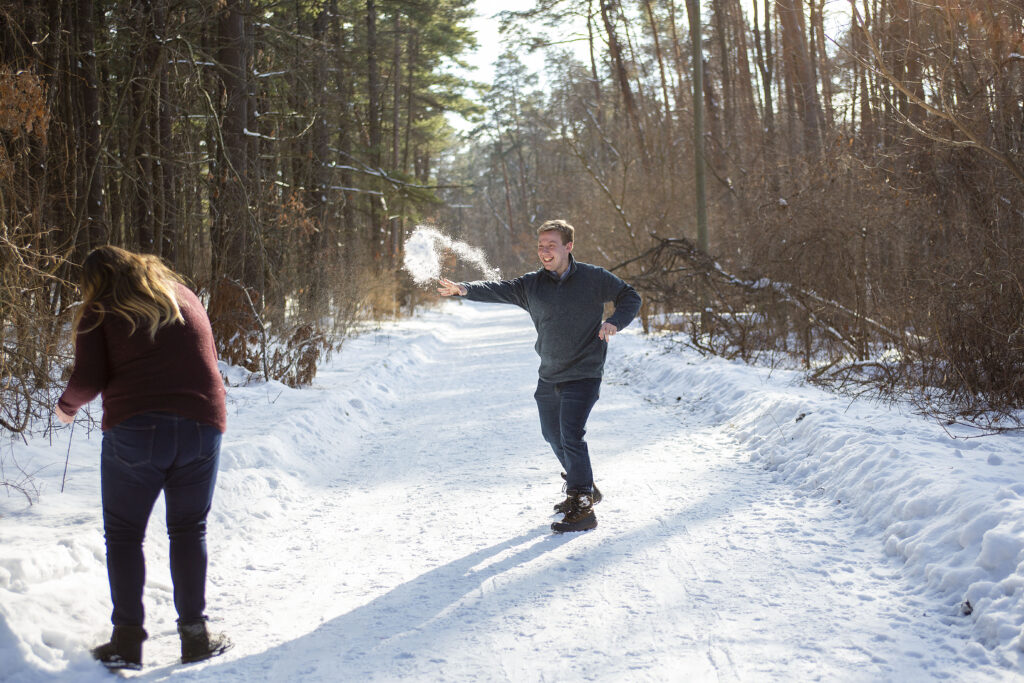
[1,0,1022,453]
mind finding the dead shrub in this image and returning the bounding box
[206,254,403,388]
[633,146,1024,427]
[916,265,1024,418]
[207,276,328,388]
[207,276,264,373]
[0,229,70,433]
[0,69,49,143]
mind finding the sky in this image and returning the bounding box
[463,1,547,87]
[459,0,852,96]
[450,1,592,131]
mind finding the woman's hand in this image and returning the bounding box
[55,405,75,424]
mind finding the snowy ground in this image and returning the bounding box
[3,300,1024,681]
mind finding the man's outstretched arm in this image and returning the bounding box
[438,276,529,309]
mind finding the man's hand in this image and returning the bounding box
[55,405,75,424]
[598,322,618,342]
[437,278,467,297]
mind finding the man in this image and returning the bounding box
[438,219,642,533]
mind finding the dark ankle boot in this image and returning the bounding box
[554,475,602,513]
[91,625,148,670]
[178,619,233,664]
[551,490,598,533]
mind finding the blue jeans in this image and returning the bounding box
[534,377,601,492]
[100,411,222,627]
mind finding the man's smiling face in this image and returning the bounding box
[537,230,573,276]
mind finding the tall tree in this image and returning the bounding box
[686,0,708,252]
[213,0,251,284]
[777,0,823,153]
[76,0,106,252]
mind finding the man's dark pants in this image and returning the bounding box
[534,377,601,492]
[100,411,221,627]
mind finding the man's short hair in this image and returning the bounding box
[537,219,574,245]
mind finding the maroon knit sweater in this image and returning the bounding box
[58,283,227,432]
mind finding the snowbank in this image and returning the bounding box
[611,332,1024,668]
[0,318,449,682]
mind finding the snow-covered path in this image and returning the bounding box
[3,301,1021,681]
[139,304,1000,680]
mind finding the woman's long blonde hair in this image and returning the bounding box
[72,245,186,339]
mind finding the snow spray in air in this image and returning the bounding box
[402,226,500,286]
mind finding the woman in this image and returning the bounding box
[56,246,231,670]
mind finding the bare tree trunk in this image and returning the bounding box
[390,11,402,263]
[753,0,779,194]
[366,0,383,259]
[154,0,174,261]
[642,0,672,118]
[332,4,359,273]
[600,0,647,158]
[310,4,331,304]
[402,30,417,174]
[498,142,515,234]
[711,0,734,154]
[214,0,249,283]
[852,0,874,149]
[586,0,603,123]
[729,0,759,145]
[702,56,725,173]
[667,0,690,136]
[890,0,924,126]
[130,4,154,253]
[811,0,834,127]
[685,0,708,252]
[777,0,823,153]
[76,0,106,251]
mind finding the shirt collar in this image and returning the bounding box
[544,254,577,282]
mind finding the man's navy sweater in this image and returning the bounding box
[461,256,642,383]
